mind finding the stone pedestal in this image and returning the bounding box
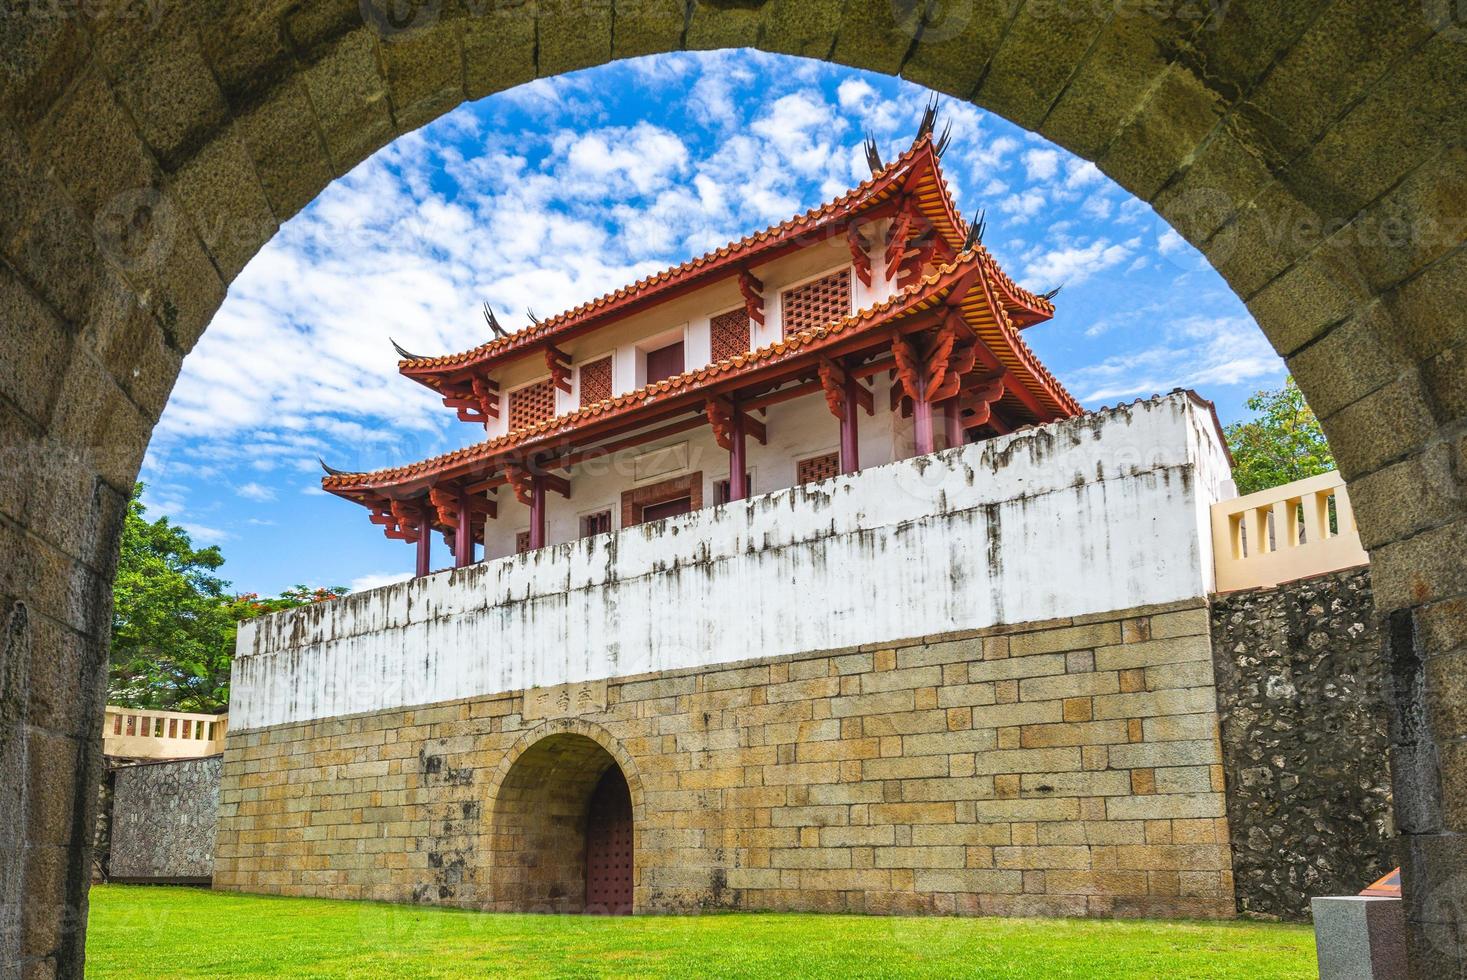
[1312,896,1407,980]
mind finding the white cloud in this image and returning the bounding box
[181,523,230,545]
[1023,148,1060,182]
[999,189,1046,220]
[837,78,875,109]
[349,571,414,593]
[236,482,277,502]
[1068,315,1282,403]
[1022,238,1134,288]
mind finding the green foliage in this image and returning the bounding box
[1224,378,1335,496]
[109,485,345,713]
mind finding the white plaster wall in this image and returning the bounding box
[233,393,1231,731]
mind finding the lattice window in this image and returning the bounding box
[515,531,532,554]
[580,510,612,537]
[781,270,851,338]
[710,308,751,363]
[796,452,840,486]
[579,357,613,408]
[508,378,556,431]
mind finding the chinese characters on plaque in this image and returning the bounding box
[522,679,608,721]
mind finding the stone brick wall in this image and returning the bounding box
[1210,567,1395,922]
[109,756,222,882]
[215,598,1235,918]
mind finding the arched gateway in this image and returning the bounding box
[486,725,640,915]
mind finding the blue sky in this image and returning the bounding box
[139,49,1284,597]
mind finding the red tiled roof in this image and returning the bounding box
[397,136,1053,386]
[326,251,1078,496]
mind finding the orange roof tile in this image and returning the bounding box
[326,251,1078,497]
[397,136,1052,385]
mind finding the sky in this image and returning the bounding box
[138,49,1285,598]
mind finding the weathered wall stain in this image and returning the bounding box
[232,394,1231,731]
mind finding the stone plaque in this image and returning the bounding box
[522,679,608,721]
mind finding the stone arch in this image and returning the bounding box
[483,719,643,914]
[2,4,1465,974]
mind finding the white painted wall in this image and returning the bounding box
[232,393,1232,731]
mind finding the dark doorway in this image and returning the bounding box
[640,495,692,523]
[585,766,633,914]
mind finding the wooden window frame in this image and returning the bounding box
[778,266,854,339]
[621,472,703,528]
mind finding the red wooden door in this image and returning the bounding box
[585,767,633,914]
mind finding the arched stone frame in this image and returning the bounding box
[0,4,1463,974]
[480,718,645,914]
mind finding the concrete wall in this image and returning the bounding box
[1211,566,1395,921]
[215,599,1235,918]
[108,756,222,883]
[232,392,1231,732]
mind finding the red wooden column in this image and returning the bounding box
[728,405,747,501]
[839,372,861,474]
[415,503,432,577]
[529,475,546,549]
[912,393,935,456]
[454,488,474,568]
[942,399,963,451]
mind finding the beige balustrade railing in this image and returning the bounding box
[1211,470,1369,593]
[103,706,228,760]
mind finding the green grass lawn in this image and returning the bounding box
[86,885,1315,978]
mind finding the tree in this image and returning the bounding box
[111,485,236,712]
[110,486,347,713]
[1224,377,1335,495]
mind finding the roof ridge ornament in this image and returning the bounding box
[1040,284,1063,302]
[963,208,986,251]
[390,337,423,360]
[483,302,509,339]
[319,457,351,477]
[863,133,884,175]
[916,95,952,158]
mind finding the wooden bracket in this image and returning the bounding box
[817,359,873,420]
[847,223,872,287]
[705,396,765,447]
[545,346,572,394]
[472,376,500,420]
[738,269,765,326]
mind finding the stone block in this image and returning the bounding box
[976,4,1106,131]
[899,0,1010,98]
[969,653,1065,683]
[236,79,334,223]
[537,0,612,76]
[1010,622,1120,658]
[1098,64,1226,202]
[1311,896,1407,980]
[1019,672,1119,703]
[1094,635,1211,672]
[1371,518,1467,610]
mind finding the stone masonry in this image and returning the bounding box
[215,598,1235,918]
[1211,567,1395,921]
[4,2,1466,973]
